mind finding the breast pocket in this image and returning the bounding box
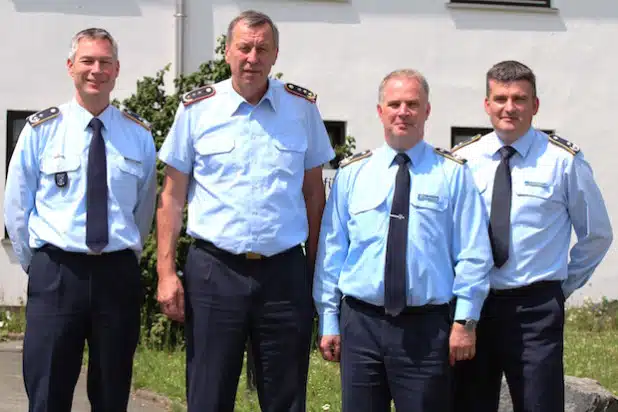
[348,187,389,246]
[194,136,236,175]
[513,170,563,221]
[111,154,144,207]
[410,190,448,241]
[39,155,82,202]
[270,135,307,176]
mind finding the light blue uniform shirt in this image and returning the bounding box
[454,128,613,297]
[314,141,493,336]
[4,100,157,272]
[158,78,335,256]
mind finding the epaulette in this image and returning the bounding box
[28,107,60,127]
[284,83,317,103]
[451,134,481,153]
[182,85,216,107]
[549,134,580,155]
[122,109,151,131]
[435,147,467,165]
[339,150,372,168]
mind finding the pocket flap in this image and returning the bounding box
[195,137,235,155]
[40,155,81,175]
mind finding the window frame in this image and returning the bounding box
[449,0,550,7]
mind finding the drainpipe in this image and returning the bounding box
[174,0,186,78]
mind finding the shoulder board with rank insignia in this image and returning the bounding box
[451,134,481,153]
[285,83,317,103]
[28,107,60,127]
[122,109,151,131]
[182,85,216,107]
[549,134,580,155]
[435,147,467,165]
[339,150,372,168]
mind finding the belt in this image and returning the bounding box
[193,239,297,261]
[490,280,561,297]
[344,296,449,316]
[39,244,131,257]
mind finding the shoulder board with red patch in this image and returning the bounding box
[549,134,580,155]
[182,85,216,107]
[284,83,317,103]
[435,147,467,165]
[122,109,151,131]
[28,107,60,127]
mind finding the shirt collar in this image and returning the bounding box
[225,78,277,116]
[379,140,428,169]
[488,127,536,159]
[70,98,114,133]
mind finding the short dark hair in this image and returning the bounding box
[486,60,536,97]
[226,10,279,49]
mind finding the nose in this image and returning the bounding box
[246,48,258,64]
[91,60,103,73]
[504,98,516,112]
[396,103,409,115]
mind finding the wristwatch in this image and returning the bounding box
[455,319,477,332]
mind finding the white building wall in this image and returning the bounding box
[186,0,617,304]
[1,0,616,305]
[0,0,175,305]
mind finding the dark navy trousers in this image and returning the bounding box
[454,281,565,412]
[23,245,142,412]
[183,241,313,412]
[340,297,452,412]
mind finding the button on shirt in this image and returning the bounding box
[158,78,335,256]
[313,141,493,336]
[455,128,613,297]
[4,100,157,271]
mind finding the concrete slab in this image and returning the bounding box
[0,342,170,412]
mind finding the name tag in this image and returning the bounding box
[524,181,549,188]
[418,194,440,203]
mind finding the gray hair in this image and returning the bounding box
[378,69,430,103]
[226,10,279,49]
[68,28,118,62]
[486,60,537,97]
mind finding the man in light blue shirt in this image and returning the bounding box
[156,10,334,412]
[452,60,613,412]
[4,28,156,412]
[314,69,493,412]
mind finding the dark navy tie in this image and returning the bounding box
[86,117,109,253]
[384,152,411,316]
[489,146,517,268]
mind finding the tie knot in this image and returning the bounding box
[394,153,410,166]
[89,117,103,132]
[499,146,516,160]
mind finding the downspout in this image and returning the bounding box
[174,0,186,78]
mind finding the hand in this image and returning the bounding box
[449,322,476,366]
[319,335,341,362]
[157,273,185,323]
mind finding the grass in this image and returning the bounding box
[130,300,618,411]
[3,300,617,410]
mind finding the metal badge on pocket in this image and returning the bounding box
[55,172,68,188]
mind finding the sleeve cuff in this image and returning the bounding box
[157,153,191,175]
[454,296,482,321]
[319,313,340,336]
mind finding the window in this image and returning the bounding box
[5,110,35,239]
[450,0,550,7]
[323,120,346,169]
[451,126,555,148]
[6,110,35,175]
